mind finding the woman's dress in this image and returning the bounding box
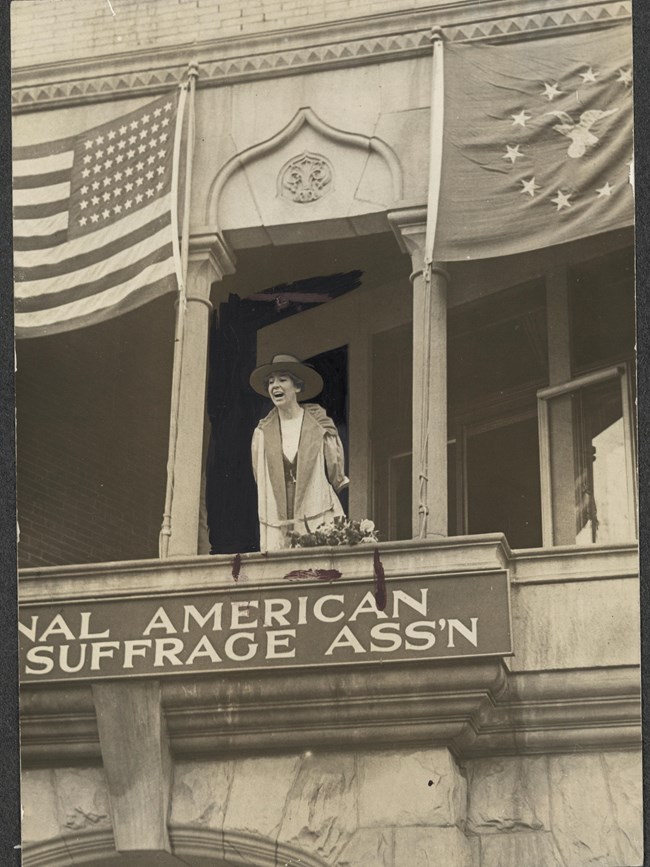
[251,403,349,551]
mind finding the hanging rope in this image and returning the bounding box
[417,28,445,539]
[159,63,198,558]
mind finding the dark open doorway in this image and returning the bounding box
[206,292,350,554]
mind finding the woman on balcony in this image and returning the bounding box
[250,354,349,551]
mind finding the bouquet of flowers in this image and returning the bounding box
[289,516,378,548]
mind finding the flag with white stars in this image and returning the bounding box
[435,24,633,260]
[14,91,182,336]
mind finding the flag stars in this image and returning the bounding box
[124,199,133,209]
[146,188,155,198]
[107,129,116,140]
[90,213,100,223]
[95,134,105,145]
[135,193,144,203]
[151,123,160,133]
[80,185,89,194]
[580,67,598,84]
[142,114,150,124]
[503,145,524,164]
[138,144,147,154]
[83,154,92,164]
[113,171,123,182]
[130,120,139,130]
[136,177,144,187]
[542,82,563,101]
[103,177,111,187]
[125,181,134,192]
[511,110,531,128]
[91,181,100,190]
[520,177,540,197]
[79,199,88,210]
[118,140,126,150]
[154,107,162,118]
[146,169,154,180]
[139,129,148,140]
[156,181,164,192]
[104,159,114,170]
[617,68,632,87]
[107,144,115,155]
[159,132,169,143]
[164,102,172,111]
[125,166,134,177]
[161,117,170,127]
[79,216,88,227]
[84,139,94,150]
[156,165,165,176]
[119,125,127,135]
[551,190,572,210]
[103,191,111,202]
[596,182,614,198]
[93,165,102,175]
[147,154,156,165]
[115,154,124,164]
[157,149,166,160]
[113,204,122,214]
[113,187,122,198]
[81,168,91,178]
[102,208,110,219]
[91,195,100,205]
[129,135,137,145]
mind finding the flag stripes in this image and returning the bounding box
[18,231,174,309]
[14,91,183,337]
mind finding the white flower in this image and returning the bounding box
[360,519,375,534]
[360,536,375,543]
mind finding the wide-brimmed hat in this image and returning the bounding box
[249,354,323,401]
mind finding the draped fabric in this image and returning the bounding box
[435,24,634,260]
[14,91,183,337]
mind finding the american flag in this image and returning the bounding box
[13,91,183,337]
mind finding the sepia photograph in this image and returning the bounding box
[11,0,642,864]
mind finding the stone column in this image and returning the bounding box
[166,233,235,557]
[389,208,449,539]
[92,681,185,864]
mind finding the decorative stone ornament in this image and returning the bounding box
[279,152,333,203]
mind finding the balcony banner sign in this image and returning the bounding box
[435,23,633,261]
[19,571,512,683]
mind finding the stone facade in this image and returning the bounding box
[22,749,643,865]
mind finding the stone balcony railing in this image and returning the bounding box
[19,534,640,766]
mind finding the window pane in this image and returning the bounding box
[573,379,631,544]
[390,453,412,540]
[448,441,457,536]
[466,417,542,549]
[569,247,635,375]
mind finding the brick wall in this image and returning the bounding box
[16,296,176,568]
[11,0,424,68]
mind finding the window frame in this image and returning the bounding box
[536,363,637,547]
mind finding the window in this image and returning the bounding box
[448,280,547,549]
[538,366,636,546]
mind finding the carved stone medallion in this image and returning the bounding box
[279,152,333,203]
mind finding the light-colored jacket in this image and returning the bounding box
[251,404,349,551]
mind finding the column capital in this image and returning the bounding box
[388,208,449,288]
[189,230,236,276]
[387,207,427,259]
[184,231,236,304]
